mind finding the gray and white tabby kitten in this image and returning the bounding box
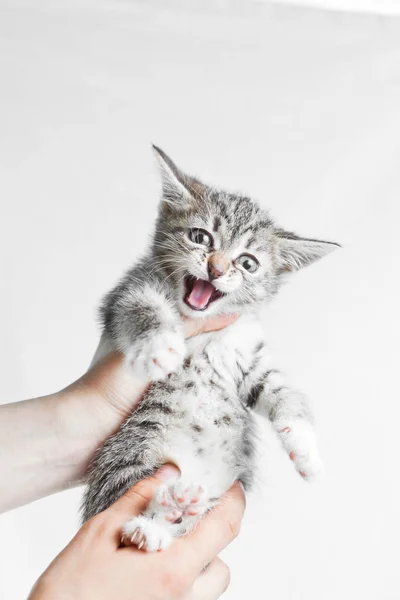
[82,146,338,552]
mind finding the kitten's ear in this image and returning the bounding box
[275,229,340,273]
[152,145,204,209]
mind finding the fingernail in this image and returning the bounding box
[156,464,180,482]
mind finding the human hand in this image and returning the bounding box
[29,464,245,600]
[0,313,239,512]
[76,313,239,422]
[58,313,239,479]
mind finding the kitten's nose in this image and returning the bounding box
[208,253,230,280]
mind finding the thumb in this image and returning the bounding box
[184,313,239,338]
[105,464,180,525]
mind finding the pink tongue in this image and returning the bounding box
[187,279,214,309]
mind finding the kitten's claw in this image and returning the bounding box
[122,516,172,552]
[126,328,185,381]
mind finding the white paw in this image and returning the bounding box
[121,516,172,552]
[278,420,324,480]
[153,480,209,523]
[126,328,185,381]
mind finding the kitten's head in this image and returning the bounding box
[152,146,339,318]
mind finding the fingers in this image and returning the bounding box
[76,350,149,420]
[185,558,231,600]
[171,481,246,576]
[184,313,239,338]
[105,464,180,527]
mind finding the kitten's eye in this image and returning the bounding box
[188,228,213,247]
[235,254,259,273]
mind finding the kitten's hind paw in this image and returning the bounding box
[278,420,324,480]
[172,482,209,517]
[126,328,185,381]
[288,447,324,480]
[121,516,172,552]
[159,480,209,520]
[121,481,210,553]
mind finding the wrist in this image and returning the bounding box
[52,388,106,486]
[56,353,149,486]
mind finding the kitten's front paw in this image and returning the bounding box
[126,328,185,381]
[278,420,324,480]
[121,516,172,552]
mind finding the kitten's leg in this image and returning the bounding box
[101,279,184,381]
[82,410,165,522]
[246,370,323,479]
[122,479,212,552]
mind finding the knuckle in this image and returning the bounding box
[77,512,109,542]
[227,513,242,539]
[78,518,94,536]
[125,481,154,505]
[161,566,190,599]
[219,562,231,591]
[89,512,109,533]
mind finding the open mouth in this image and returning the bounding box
[184,275,225,311]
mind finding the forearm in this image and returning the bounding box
[0,354,147,512]
[0,392,80,512]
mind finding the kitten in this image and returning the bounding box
[82,146,339,552]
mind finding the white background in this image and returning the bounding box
[267,0,400,16]
[1,1,400,599]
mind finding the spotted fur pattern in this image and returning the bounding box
[82,147,339,551]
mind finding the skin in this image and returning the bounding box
[0,313,242,599]
[29,466,245,600]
